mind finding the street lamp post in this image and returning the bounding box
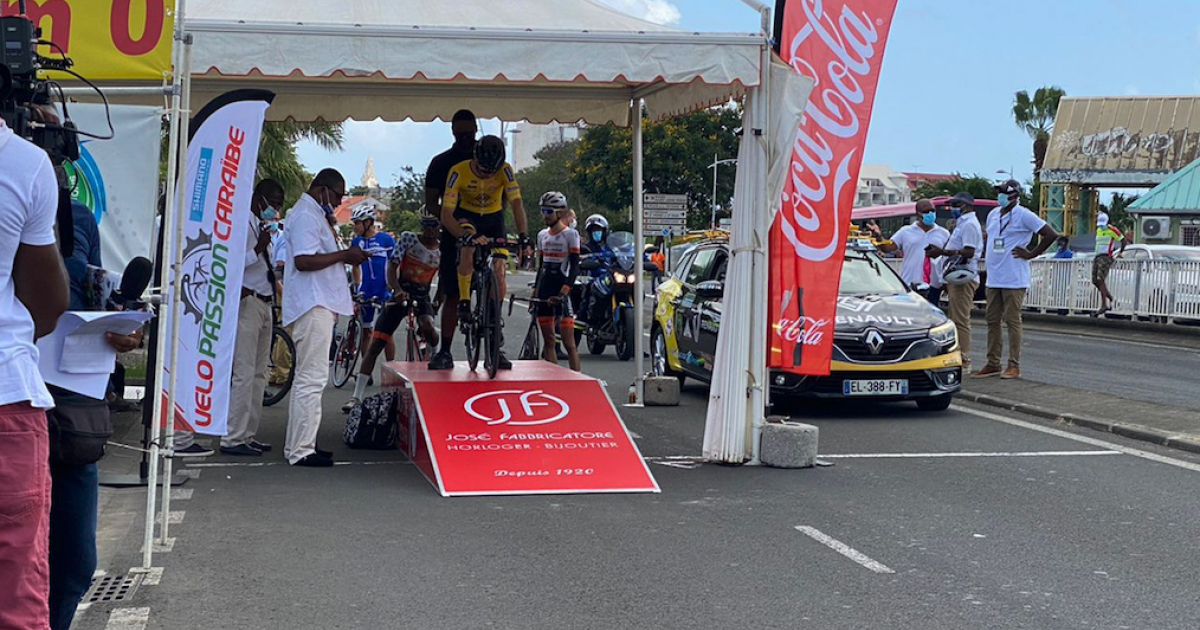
[708,153,738,229]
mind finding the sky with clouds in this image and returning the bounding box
[296,0,1200,191]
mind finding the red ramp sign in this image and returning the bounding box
[384,361,659,496]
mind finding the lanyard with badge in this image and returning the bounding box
[993,212,1012,254]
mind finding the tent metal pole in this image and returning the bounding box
[632,97,645,405]
[747,31,772,465]
[160,31,193,545]
[58,86,174,97]
[143,0,188,569]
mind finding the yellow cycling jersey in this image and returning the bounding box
[442,161,521,216]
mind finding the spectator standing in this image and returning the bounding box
[869,198,950,305]
[282,170,368,467]
[220,180,285,456]
[926,192,983,372]
[425,110,478,368]
[1053,236,1074,259]
[1092,212,1126,315]
[0,116,70,629]
[973,179,1058,380]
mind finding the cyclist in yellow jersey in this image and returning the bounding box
[433,135,530,370]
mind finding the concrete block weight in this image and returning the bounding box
[759,421,818,468]
[643,376,681,406]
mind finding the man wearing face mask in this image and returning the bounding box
[220,179,286,456]
[870,198,950,304]
[282,170,369,466]
[973,179,1058,380]
[926,192,983,371]
[426,110,478,369]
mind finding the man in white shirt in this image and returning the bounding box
[0,116,70,627]
[926,192,984,372]
[973,179,1058,380]
[282,170,369,467]
[220,180,286,456]
[870,198,951,304]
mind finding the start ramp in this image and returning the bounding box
[383,361,659,497]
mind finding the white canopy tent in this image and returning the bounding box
[117,0,812,570]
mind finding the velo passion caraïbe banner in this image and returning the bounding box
[768,0,899,375]
[162,90,273,436]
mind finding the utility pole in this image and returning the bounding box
[708,154,738,229]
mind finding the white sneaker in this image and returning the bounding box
[341,397,360,414]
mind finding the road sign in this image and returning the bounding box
[643,193,688,205]
[645,209,687,220]
[384,361,659,497]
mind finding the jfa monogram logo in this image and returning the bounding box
[464,390,570,426]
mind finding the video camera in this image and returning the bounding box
[1,1,80,165]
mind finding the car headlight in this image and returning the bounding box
[929,322,957,349]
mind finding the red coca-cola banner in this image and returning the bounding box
[769,0,899,374]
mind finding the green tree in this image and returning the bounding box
[912,174,999,203]
[1012,86,1066,178]
[569,105,742,229]
[383,166,426,235]
[513,140,603,233]
[257,121,344,210]
[1101,192,1139,231]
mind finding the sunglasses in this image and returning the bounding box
[540,207,559,215]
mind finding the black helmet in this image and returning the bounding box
[474,135,506,175]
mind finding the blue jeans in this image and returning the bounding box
[49,462,98,630]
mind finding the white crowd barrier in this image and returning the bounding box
[882,258,1200,322]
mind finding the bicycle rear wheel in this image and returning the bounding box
[331,320,359,387]
[518,317,540,361]
[263,326,295,407]
[483,269,503,379]
[405,325,420,362]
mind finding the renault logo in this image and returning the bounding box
[864,329,886,355]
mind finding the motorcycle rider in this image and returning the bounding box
[579,214,614,322]
[535,192,582,371]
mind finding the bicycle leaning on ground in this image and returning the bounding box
[331,294,385,388]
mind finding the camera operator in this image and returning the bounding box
[0,108,70,627]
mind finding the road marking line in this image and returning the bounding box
[175,469,201,479]
[153,510,185,525]
[794,526,895,574]
[820,450,1121,459]
[169,488,193,500]
[106,607,150,630]
[186,460,403,468]
[137,567,164,586]
[954,405,1200,474]
[141,537,175,553]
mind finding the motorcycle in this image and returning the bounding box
[573,231,657,361]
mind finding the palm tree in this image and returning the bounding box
[1012,86,1066,178]
[257,121,345,208]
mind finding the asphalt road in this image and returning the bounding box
[966,321,1200,410]
[81,292,1200,629]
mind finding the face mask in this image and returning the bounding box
[997,193,1009,206]
[949,208,963,219]
[261,206,279,221]
[569,219,578,230]
[921,212,936,227]
[591,232,604,243]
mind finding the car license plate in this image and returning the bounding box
[843,379,909,396]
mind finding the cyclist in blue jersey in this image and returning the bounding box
[349,205,397,360]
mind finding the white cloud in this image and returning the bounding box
[598,0,682,25]
[1124,84,1141,96]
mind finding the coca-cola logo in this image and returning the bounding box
[776,316,832,346]
[778,1,884,263]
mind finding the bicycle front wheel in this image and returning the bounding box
[518,318,540,361]
[466,280,483,372]
[483,269,503,379]
[331,321,359,387]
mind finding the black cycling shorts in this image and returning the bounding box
[438,209,508,299]
[535,273,574,320]
[372,289,434,341]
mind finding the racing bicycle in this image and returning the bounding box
[461,238,508,379]
[331,294,384,388]
[263,311,296,407]
[397,298,434,362]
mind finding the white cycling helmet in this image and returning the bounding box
[943,256,976,285]
[350,205,377,223]
[540,191,568,210]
